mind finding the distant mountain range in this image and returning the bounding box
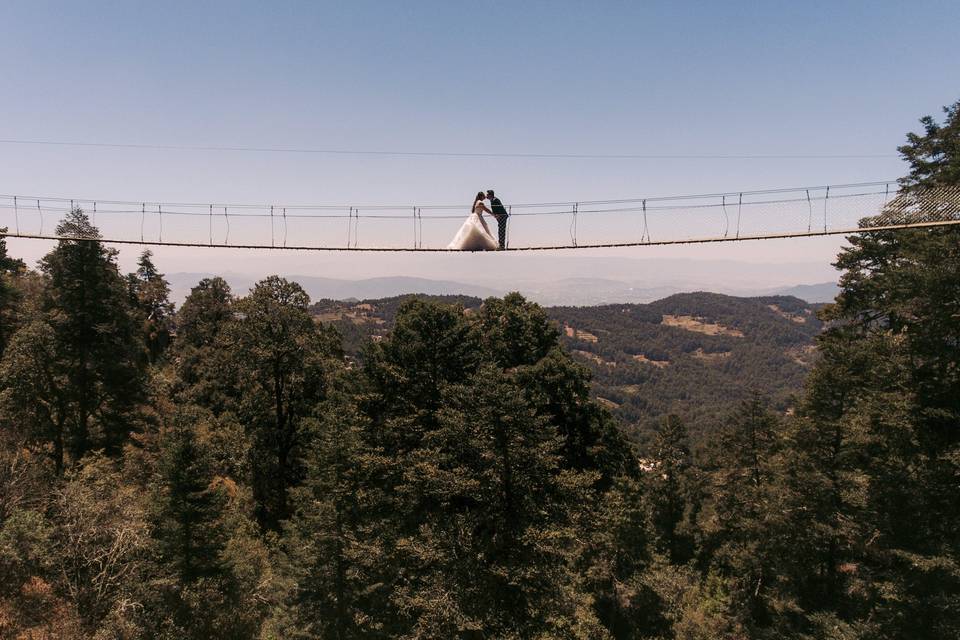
[167,271,840,306]
[769,282,839,302]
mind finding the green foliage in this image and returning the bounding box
[781,97,960,638]
[476,291,560,367]
[153,409,229,584]
[643,415,697,564]
[137,410,248,638]
[37,209,146,468]
[280,380,385,639]
[0,321,69,470]
[386,364,603,637]
[1,212,146,474]
[898,99,960,192]
[584,475,667,638]
[176,276,234,350]
[0,508,54,598]
[172,275,235,410]
[0,228,25,357]
[127,249,175,363]
[547,293,822,446]
[221,276,342,530]
[362,297,480,438]
[2,95,960,638]
[696,399,800,633]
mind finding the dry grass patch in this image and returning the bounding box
[596,397,620,409]
[661,314,744,337]
[314,309,385,325]
[573,350,615,366]
[632,353,670,368]
[564,325,599,343]
[767,304,809,324]
[786,344,818,367]
[691,348,732,364]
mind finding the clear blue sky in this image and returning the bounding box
[1,1,958,281]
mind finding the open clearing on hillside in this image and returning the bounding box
[691,348,732,363]
[661,314,745,337]
[574,350,615,366]
[766,304,810,324]
[564,325,599,342]
[632,353,670,368]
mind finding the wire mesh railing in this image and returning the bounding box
[2,181,959,251]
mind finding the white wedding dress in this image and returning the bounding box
[447,201,499,251]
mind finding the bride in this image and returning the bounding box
[447,191,499,251]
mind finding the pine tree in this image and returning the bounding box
[175,276,234,351]
[0,322,69,472]
[362,297,480,449]
[154,412,228,584]
[7,210,145,471]
[282,378,385,639]
[358,298,617,636]
[389,365,603,638]
[787,99,960,636]
[476,291,559,368]
[144,408,239,638]
[696,398,798,633]
[479,294,636,484]
[586,475,670,639]
[222,276,341,529]
[127,250,175,363]
[172,276,234,411]
[897,98,960,191]
[0,229,25,357]
[643,415,696,564]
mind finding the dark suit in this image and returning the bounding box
[489,197,509,249]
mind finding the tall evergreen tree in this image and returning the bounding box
[389,365,604,638]
[362,298,480,448]
[154,411,228,584]
[222,276,341,529]
[172,276,234,410]
[479,293,636,484]
[142,408,245,639]
[0,322,69,472]
[898,98,960,192]
[176,276,234,351]
[696,398,798,633]
[282,379,385,639]
[0,230,25,357]
[643,415,696,564]
[789,98,960,637]
[357,298,633,636]
[127,250,175,363]
[4,210,145,471]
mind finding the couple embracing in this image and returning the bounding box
[447,189,509,251]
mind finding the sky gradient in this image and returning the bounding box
[1,1,958,285]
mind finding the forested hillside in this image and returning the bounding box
[311,292,823,446]
[550,293,823,444]
[1,99,959,639]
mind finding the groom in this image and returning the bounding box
[487,189,509,250]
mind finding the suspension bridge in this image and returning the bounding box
[1,181,959,252]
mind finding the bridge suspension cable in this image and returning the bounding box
[2,181,959,252]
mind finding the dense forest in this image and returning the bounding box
[551,293,822,444]
[311,291,822,447]
[1,102,959,639]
